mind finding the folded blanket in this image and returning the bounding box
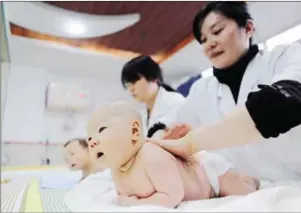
[64,172,301,212]
[39,173,81,190]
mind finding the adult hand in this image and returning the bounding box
[163,124,192,139]
[147,137,193,160]
[151,107,262,158]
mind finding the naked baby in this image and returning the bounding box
[87,101,259,208]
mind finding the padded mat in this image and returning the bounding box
[40,188,70,212]
[2,167,78,212]
[1,177,31,212]
[22,178,70,212]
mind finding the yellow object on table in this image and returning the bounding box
[2,165,64,172]
[21,178,44,212]
[1,179,11,184]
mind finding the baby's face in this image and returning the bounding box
[88,117,136,169]
[63,141,89,171]
[87,102,143,169]
[87,114,142,170]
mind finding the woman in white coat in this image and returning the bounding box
[152,2,301,182]
[121,55,186,138]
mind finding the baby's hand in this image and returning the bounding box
[117,195,139,206]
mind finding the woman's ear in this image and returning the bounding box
[131,120,140,144]
[245,19,255,39]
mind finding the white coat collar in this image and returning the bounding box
[147,87,166,127]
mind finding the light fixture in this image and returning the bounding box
[266,23,301,51]
[64,21,86,36]
[4,2,141,39]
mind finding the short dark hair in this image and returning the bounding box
[121,55,175,92]
[64,138,88,149]
[193,2,253,44]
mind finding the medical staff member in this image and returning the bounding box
[152,2,301,182]
[121,55,186,138]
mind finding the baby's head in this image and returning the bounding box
[87,101,144,170]
[63,138,90,171]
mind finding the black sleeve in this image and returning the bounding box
[245,80,301,138]
[147,122,167,138]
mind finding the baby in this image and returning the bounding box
[87,101,259,208]
[63,138,95,180]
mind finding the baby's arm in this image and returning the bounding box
[135,143,185,208]
[218,168,260,197]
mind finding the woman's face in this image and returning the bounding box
[200,12,254,69]
[63,141,89,171]
[125,77,158,103]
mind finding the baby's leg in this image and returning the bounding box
[194,151,259,197]
[218,169,260,197]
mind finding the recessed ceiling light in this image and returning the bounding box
[64,21,86,36]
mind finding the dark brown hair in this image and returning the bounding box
[64,138,88,149]
[121,55,176,92]
[193,2,253,44]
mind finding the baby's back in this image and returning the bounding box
[174,154,213,200]
[114,143,213,202]
[144,143,213,201]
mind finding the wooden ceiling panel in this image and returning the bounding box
[11,1,207,62]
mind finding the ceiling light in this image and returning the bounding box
[4,2,141,39]
[64,21,86,36]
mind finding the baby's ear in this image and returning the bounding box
[131,120,140,144]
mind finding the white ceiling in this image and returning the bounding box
[8,36,129,80]
[3,2,301,83]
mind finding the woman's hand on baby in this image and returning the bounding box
[117,195,138,206]
[163,124,191,140]
[147,137,193,160]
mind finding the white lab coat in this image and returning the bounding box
[162,43,301,182]
[141,87,186,136]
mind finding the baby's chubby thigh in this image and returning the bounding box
[192,151,233,197]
